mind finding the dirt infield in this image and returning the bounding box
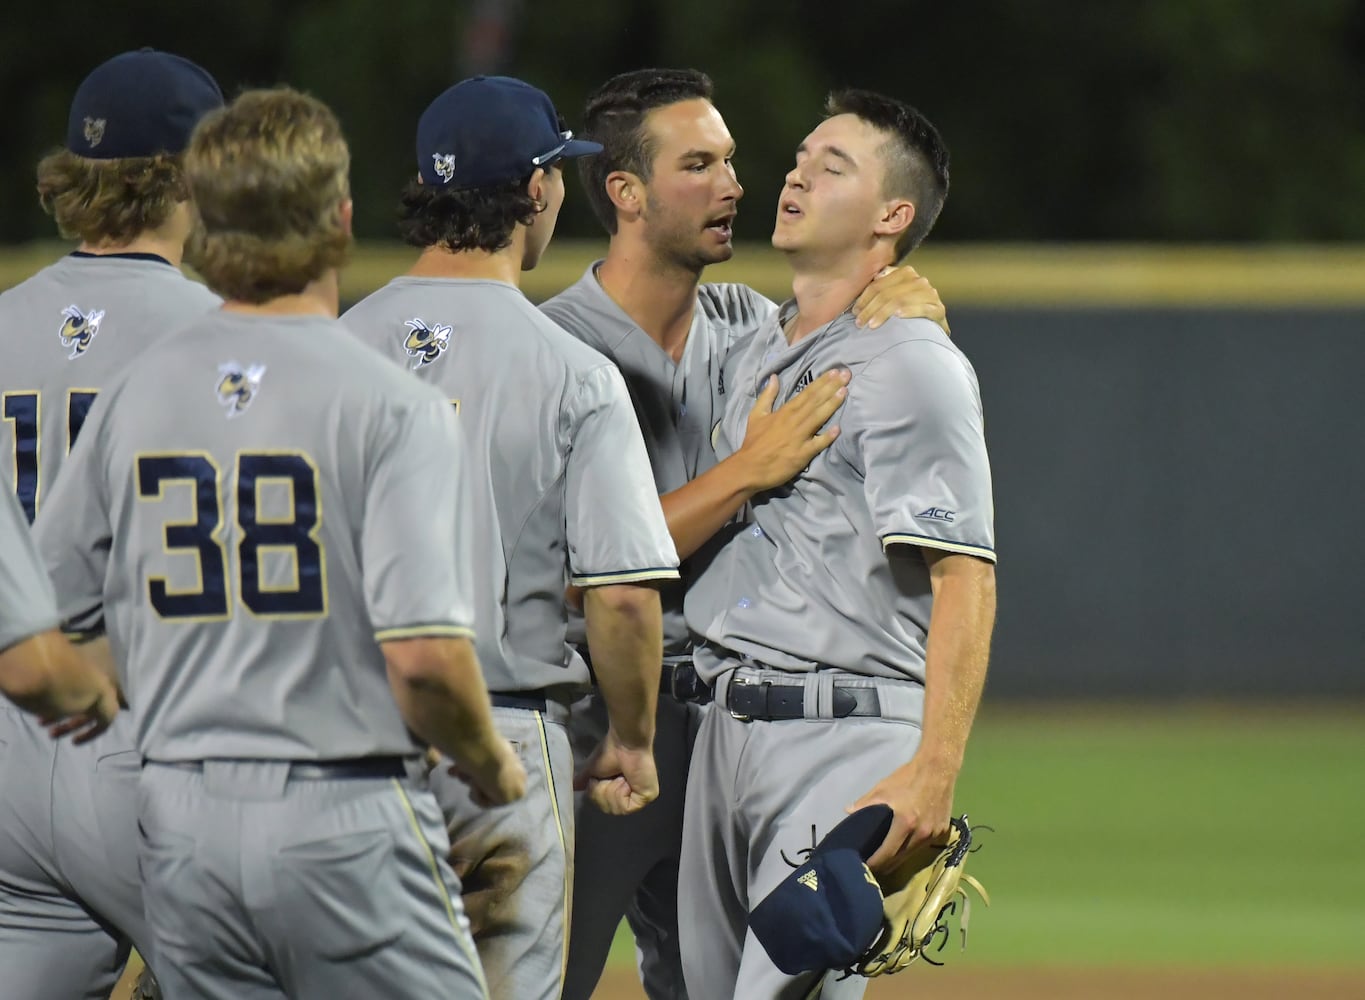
[114,957,1365,998]
[590,965,1365,999]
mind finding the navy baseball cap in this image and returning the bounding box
[416,75,602,190]
[749,805,894,975]
[66,49,223,159]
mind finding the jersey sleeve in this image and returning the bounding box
[565,365,680,586]
[850,334,996,562]
[363,397,478,642]
[0,487,61,650]
[30,393,114,640]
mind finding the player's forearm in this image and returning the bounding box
[0,630,111,718]
[384,637,503,771]
[660,455,759,560]
[917,557,996,770]
[583,584,662,749]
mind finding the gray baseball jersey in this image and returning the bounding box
[33,311,477,761]
[540,264,775,656]
[543,266,773,1000]
[0,251,219,998]
[686,305,996,683]
[0,253,220,523]
[342,276,679,697]
[0,485,58,651]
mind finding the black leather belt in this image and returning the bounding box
[662,661,712,704]
[725,680,881,721]
[490,691,549,712]
[153,757,411,780]
[582,653,713,706]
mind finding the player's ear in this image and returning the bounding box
[338,198,354,237]
[526,167,548,212]
[605,170,643,222]
[873,197,914,242]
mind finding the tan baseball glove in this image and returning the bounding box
[854,815,991,976]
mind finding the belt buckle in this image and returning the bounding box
[727,676,755,722]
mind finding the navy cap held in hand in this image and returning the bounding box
[749,805,894,975]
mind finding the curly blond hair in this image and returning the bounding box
[185,88,351,303]
[36,150,189,244]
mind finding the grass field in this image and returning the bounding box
[601,703,1365,984]
[110,705,1363,998]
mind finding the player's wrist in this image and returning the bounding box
[445,725,502,774]
[908,742,965,777]
[606,723,654,754]
[722,448,766,495]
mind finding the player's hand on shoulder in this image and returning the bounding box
[853,264,950,334]
[574,728,659,816]
[739,370,849,490]
[850,754,957,874]
[448,737,527,808]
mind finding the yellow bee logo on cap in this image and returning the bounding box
[432,153,456,184]
[83,117,106,148]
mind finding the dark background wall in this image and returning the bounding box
[5,1,1365,245]
[963,307,1365,697]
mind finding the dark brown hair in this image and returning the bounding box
[578,68,714,234]
[825,89,950,257]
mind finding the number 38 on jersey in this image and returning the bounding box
[137,450,326,621]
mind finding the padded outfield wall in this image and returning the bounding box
[4,243,1361,698]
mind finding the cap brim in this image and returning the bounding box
[815,805,894,860]
[558,138,603,159]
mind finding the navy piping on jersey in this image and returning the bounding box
[69,250,175,267]
[572,566,681,580]
[879,531,996,555]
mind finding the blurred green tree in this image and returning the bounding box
[3,0,1364,243]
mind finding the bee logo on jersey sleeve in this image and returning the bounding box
[402,318,453,369]
[58,305,105,360]
[83,117,106,148]
[432,153,456,184]
[216,361,267,419]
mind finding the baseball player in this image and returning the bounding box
[342,76,679,1000]
[34,86,524,1000]
[539,68,952,1000]
[678,89,997,999]
[0,486,118,733]
[0,49,223,1000]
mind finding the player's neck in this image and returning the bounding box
[75,231,186,269]
[596,243,701,363]
[407,243,524,288]
[221,270,340,318]
[785,251,888,344]
[75,201,193,268]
